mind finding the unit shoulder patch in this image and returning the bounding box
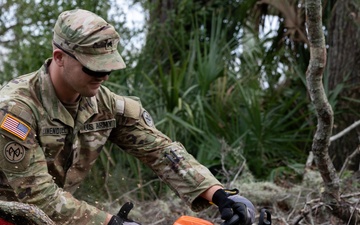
[3,141,26,163]
[142,111,154,127]
[0,113,31,140]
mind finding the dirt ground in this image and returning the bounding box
[123,170,359,225]
[0,171,358,225]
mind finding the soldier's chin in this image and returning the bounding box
[81,89,99,97]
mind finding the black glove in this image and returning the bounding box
[212,189,255,225]
[108,202,141,225]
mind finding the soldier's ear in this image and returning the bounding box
[53,49,65,67]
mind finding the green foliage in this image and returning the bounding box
[105,11,312,182]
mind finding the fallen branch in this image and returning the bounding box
[0,200,54,225]
[292,202,324,225]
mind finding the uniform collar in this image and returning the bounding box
[39,58,98,127]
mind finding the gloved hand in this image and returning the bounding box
[108,202,141,225]
[212,189,255,225]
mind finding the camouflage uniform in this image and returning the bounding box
[0,9,222,225]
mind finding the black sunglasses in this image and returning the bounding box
[53,42,111,77]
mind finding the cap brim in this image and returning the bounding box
[75,50,126,72]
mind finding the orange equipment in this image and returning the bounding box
[173,215,214,225]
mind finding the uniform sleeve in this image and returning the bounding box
[0,108,107,225]
[109,96,223,212]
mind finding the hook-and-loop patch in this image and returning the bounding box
[0,113,31,140]
[3,141,26,163]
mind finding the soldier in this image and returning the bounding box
[0,9,255,225]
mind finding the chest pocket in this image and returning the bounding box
[39,126,69,158]
[78,119,116,156]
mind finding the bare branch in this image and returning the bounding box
[339,146,360,177]
[229,155,246,188]
[330,120,360,142]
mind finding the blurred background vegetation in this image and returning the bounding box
[1,0,359,211]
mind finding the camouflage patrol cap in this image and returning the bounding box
[53,9,126,72]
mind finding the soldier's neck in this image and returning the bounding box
[48,59,81,104]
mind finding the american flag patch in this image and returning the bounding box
[0,114,31,140]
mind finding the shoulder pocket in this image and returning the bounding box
[115,96,142,126]
[123,96,142,119]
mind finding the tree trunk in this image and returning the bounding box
[305,0,359,224]
[327,0,360,170]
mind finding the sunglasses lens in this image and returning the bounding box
[82,67,111,77]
